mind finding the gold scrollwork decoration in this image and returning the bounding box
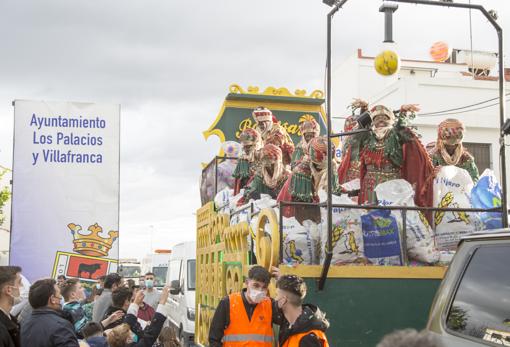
[228,84,324,99]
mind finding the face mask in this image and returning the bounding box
[276,296,287,310]
[9,286,22,305]
[96,283,101,290]
[248,288,266,304]
[145,280,154,289]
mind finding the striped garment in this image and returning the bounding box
[63,301,89,334]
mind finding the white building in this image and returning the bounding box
[332,49,510,190]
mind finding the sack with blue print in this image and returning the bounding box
[361,209,402,265]
[471,169,503,230]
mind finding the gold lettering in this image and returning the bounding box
[235,118,255,139]
[287,124,299,135]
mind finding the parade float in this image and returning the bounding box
[193,83,504,346]
[194,0,509,345]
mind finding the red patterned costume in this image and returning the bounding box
[252,107,295,166]
[358,105,434,211]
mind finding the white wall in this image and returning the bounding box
[331,51,510,191]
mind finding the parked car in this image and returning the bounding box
[427,231,510,346]
[166,241,196,347]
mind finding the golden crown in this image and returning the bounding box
[68,223,119,257]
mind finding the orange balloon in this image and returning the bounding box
[430,41,450,62]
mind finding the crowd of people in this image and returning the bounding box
[0,265,447,347]
[0,266,179,347]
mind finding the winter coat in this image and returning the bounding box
[20,308,79,347]
[279,304,329,347]
[86,336,109,347]
[0,310,20,347]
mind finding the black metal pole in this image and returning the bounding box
[319,0,349,291]
[387,0,507,230]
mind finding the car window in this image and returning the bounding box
[446,245,510,345]
[188,260,196,290]
[169,260,181,283]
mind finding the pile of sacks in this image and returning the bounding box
[211,166,503,267]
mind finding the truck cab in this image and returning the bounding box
[427,231,510,346]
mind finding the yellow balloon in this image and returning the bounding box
[374,50,400,76]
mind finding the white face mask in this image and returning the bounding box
[8,285,22,305]
[248,288,266,304]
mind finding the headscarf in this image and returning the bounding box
[370,105,395,140]
[308,136,337,193]
[437,118,465,165]
[261,144,284,189]
[239,128,261,161]
[252,106,274,139]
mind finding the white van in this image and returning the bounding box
[166,241,196,347]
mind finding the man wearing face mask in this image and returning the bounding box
[0,266,23,347]
[209,265,281,347]
[276,275,329,347]
[142,272,160,309]
[21,278,80,347]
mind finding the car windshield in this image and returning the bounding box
[446,244,510,345]
[188,260,196,290]
[153,266,167,286]
[119,265,141,278]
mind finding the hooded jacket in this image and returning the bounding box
[279,304,329,347]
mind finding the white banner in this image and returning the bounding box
[11,100,120,283]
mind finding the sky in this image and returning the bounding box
[0,0,509,258]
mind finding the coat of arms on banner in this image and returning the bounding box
[52,223,119,282]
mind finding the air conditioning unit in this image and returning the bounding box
[451,49,497,75]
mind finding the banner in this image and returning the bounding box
[10,100,120,282]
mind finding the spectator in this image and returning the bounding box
[93,273,123,323]
[10,274,30,319]
[276,275,329,347]
[106,287,170,347]
[97,276,105,291]
[138,276,145,290]
[142,272,160,309]
[377,329,444,347]
[154,326,180,347]
[136,301,155,323]
[20,278,79,347]
[0,266,22,347]
[209,265,282,347]
[62,279,123,336]
[81,322,108,347]
[102,287,132,330]
[129,285,155,323]
[57,275,67,287]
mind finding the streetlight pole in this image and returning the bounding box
[383,0,508,228]
[320,0,350,291]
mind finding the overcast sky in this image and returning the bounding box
[0,0,509,258]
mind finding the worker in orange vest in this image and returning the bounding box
[208,265,282,347]
[276,275,330,347]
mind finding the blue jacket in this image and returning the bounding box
[20,308,79,347]
[86,336,109,347]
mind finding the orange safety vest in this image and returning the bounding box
[282,329,329,347]
[222,292,273,347]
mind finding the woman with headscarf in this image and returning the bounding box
[430,118,479,182]
[232,128,261,195]
[291,116,320,169]
[243,144,290,201]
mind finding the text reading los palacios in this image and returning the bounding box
[29,113,107,166]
